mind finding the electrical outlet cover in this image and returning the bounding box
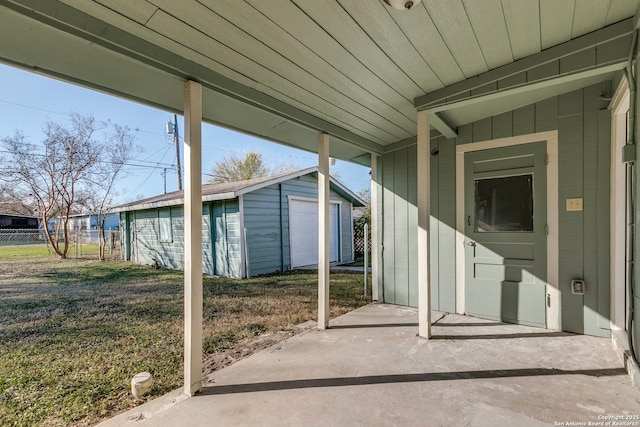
[566,198,583,211]
[571,279,585,295]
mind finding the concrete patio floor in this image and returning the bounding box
[100,303,640,427]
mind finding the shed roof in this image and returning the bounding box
[0,213,39,219]
[114,167,366,212]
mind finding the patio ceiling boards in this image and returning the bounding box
[1,0,638,165]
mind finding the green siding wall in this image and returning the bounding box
[382,154,396,303]
[380,146,445,308]
[243,174,355,277]
[379,81,611,337]
[126,202,241,279]
[244,184,287,276]
[212,199,241,278]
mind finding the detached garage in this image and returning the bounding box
[116,167,365,278]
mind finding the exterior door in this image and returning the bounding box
[464,142,547,327]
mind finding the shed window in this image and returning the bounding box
[158,208,172,242]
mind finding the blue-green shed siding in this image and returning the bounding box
[243,174,354,277]
[124,202,241,279]
[122,173,355,279]
[212,199,241,278]
[379,81,611,338]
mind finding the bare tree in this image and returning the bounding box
[0,113,137,259]
[0,184,35,215]
[207,150,296,184]
[80,123,139,260]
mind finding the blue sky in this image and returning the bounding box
[0,64,370,205]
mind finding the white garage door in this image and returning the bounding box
[290,199,339,268]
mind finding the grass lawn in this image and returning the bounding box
[0,256,371,426]
[0,244,57,259]
[0,244,115,260]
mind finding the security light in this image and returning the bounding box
[383,0,422,10]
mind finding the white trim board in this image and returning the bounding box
[455,131,560,330]
[349,202,355,262]
[610,78,629,331]
[238,194,247,278]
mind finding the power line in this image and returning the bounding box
[0,98,167,138]
[0,99,67,116]
[116,145,172,203]
[0,97,316,163]
[139,144,178,166]
[0,149,177,170]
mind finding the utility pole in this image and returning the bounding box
[173,114,183,191]
[162,168,167,194]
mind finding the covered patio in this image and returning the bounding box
[99,303,640,426]
[3,0,640,415]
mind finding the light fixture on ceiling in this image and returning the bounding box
[383,0,422,10]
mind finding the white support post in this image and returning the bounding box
[183,80,203,396]
[318,133,330,329]
[370,154,380,301]
[417,110,431,339]
[364,223,368,296]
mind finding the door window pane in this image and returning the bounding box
[475,175,533,232]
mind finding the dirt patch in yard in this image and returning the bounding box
[203,321,316,380]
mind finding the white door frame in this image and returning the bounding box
[455,131,559,330]
[610,78,630,331]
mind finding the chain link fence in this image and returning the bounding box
[0,228,121,259]
[0,229,44,245]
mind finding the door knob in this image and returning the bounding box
[467,241,476,247]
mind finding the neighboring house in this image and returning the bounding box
[0,213,42,245]
[48,213,120,233]
[0,213,40,230]
[114,168,365,278]
[68,212,120,230]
